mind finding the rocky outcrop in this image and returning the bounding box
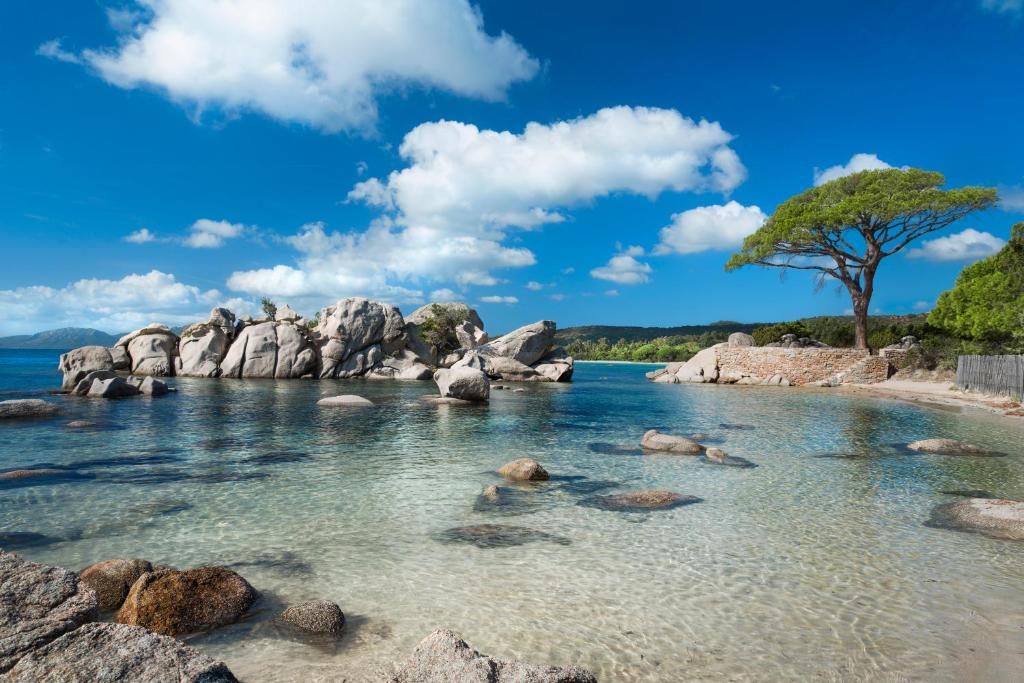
[116,325,179,377]
[434,367,490,401]
[314,298,405,379]
[372,349,434,380]
[109,346,130,371]
[178,308,236,377]
[220,321,317,379]
[405,303,488,366]
[728,332,755,347]
[907,439,999,456]
[532,348,575,382]
[5,622,239,683]
[498,458,549,481]
[884,335,922,350]
[79,559,153,612]
[640,430,705,454]
[58,346,115,390]
[116,567,258,636]
[766,333,828,348]
[927,498,1024,540]
[0,399,61,420]
[0,550,98,673]
[280,600,345,634]
[478,320,556,366]
[390,629,597,683]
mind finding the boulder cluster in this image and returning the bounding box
[764,333,828,348]
[57,299,573,390]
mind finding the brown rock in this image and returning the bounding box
[79,559,153,611]
[280,599,345,633]
[498,458,549,481]
[116,567,257,636]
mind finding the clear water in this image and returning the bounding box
[2,350,1023,682]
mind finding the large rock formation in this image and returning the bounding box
[405,303,488,366]
[178,308,237,377]
[5,622,239,683]
[220,321,317,379]
[58,346,115,390]
[478,320,556,366]
[314,298,405,378]
[115,325,179,377]
[390,629,597,683]
[0,550,98,673]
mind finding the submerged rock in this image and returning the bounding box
[433,524,570,549]
[5,622,239,683]
[280,599,345,634]
[926,498,1024,540]
[66,420,98,429]
[390,628,597,683]
[0,550,98,673]
[578,490,702,512]
[0,399,60,420]
[0,532,64,549]
[498,458,549,482]
[317,394,374,407]
[907,439,1000,456]
[640,430,705,454]
[434,367,490,402]
[703,448,757,468]
[116,566,258,636]
[587,442,644,456]
[79,559,153,612]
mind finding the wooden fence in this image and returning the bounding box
[956,355,1024,400]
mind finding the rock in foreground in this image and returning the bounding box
[907,439,1000,456]
[280,599,345,634]
[0,550,98,673]
[5,622,238,683]
[578,490,702,512]
[317,394,374,407]
[116,567,258,636]
[390,628,597,683]
[498,458,549,481]
[79,559,153,612]
[434,367,490,402]
[927,498,1024,540]
[640,430,705,454]
[0,399,60,420]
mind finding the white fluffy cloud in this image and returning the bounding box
[906,229,1006,262]
[36,39,82,64]
[124,227,157,244]
[480,295,518,304]
[229,106,745,302]
[184,219,246,248]
[590,245,652,285]
[0,270,251,335]
[814,153,897,186]
[55,0,537,133]
[653,201,767,255]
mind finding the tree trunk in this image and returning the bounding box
[853,298,869,349]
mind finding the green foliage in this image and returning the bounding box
[751,321,810,346]
[260,297,277,319]
[418,304,463,355]
[565,336,702,362]
[929,223,1024,351]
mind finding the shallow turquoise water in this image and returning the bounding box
[2,350,1023,681]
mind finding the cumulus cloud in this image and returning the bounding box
[184,219,246,248]
[124,227,158,244]
[999,185,1024,212]
[653,201,767,255]
[0,270,251,335]
[590,245,652,285]
[230,106,744,302]
[480,295,518,304]
[526,281,545,291]
[53,0,537,133]
[813,153,899,186]
[906,229,1006,262]
[36,39,82,64]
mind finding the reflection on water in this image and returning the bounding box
[1,354,1023,681]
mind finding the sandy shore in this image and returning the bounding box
[840,378,1024,426]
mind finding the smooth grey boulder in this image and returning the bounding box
[317,395,374,407]
[0,399,61,420]
[531,348,574,382]
[640,430,705,454]
[178,324,230,377]
[126,376,170,396]
[5,622,239,683]
[927,498,1024,540]
[58,345,115,390]
[72,370,118,395]
[0,550,98,673]
[907,438,998,456]
[728,332,755,347]
[109,346,130,371]
[455,352,540,381]
[434,367,490,402]
[315,298,405,378]
[220,322,316,379]
[79,559,153,611]
[476,320,556,366]
[280,599,345,634]
[375,349,434,380]
[87,377,141,398]
[274,323,317,379]
[116,325,179,377]
[390,629,596,683]
[274,303,301,322]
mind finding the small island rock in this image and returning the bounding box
[280,599,345,634]
[640,430,705,454]
[317,395,374,407]
[498,458,549,482]
[0,399,61,420]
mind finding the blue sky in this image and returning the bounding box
[1,0,1022,335]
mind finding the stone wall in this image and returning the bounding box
[880,348,912,371]
[715,347,880,385]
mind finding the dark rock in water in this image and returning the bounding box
[125,499,192,517]
[433,524,571,549]
[242,451,312,465]
[228,550,314,578]
[69,452,182,469]
[702,448,757,468]
[940,489,995,499]
[925,498,1024,540]
[111,469,269,485]
[79,559,153,611]
[0,550,98,673]
[719,423,755,431]
[280,600,345,634]
[471,485,545,517]
[556,479,621,495]
[390,628,596,683]
[578,490,702,512]
[5,622,239,682]
[0,532,64,549]
[0,399,61,420]
[116,566,259,637]
[587,442,643,456]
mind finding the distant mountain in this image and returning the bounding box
[555,321,763,344]
[0,327,121,350]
